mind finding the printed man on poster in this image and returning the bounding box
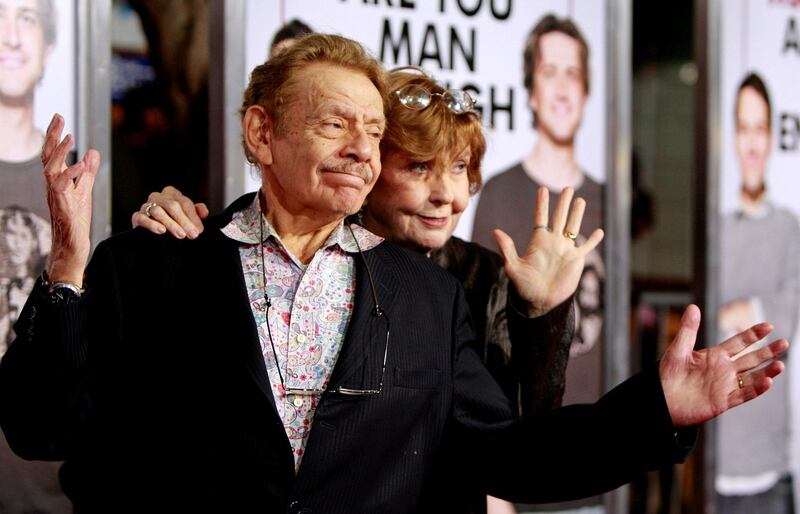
[715,72,800,514]
[472,14,605,409]
[0,1,72,513]
[0,0,54,350]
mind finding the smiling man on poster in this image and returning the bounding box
[472,14,604,411]
[0,1,72,513]
[716,71,800,514]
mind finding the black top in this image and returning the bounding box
[431,236,571,416]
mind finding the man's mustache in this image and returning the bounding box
[322,160,373,183]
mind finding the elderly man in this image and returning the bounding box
[0,35,788,514]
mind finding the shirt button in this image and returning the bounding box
[296,334,307,343]
[292,397,303,408]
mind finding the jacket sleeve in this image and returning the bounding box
[0,240,119,461]
[507,285,573,415]
[451,285,694,504]
[481,264,572,416]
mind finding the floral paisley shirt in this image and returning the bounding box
[221,195,383,470]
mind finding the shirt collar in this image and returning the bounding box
[737,196,774,221]
[220,192,383,253]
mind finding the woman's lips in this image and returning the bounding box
[416,214,449,228]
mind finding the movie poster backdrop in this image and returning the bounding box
[715,0,800,510]
[0,0,76,358]
[242,0,610,411]
[0,2,78,512]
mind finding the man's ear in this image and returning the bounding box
[767,130,774,158]
[243,105,274,166]
[528,90,538,114]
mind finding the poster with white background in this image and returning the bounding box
[34,0,76,142]
[243,0,606,240]
[720,0,800,216]
[717,0,800,508]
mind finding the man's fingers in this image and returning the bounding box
[493,229,519,266]
[550,187,574,233]
[45,113,61,134]
[42,114,65,163]
[670,305,702,357]
[719,322,774,357]
[84,149,101,171]
[733,338,789,372]
[43,133,73,177]
[532,186,549,228]
[50,149,100,194]
[74,151,100,195]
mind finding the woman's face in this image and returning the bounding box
[364,147,472,253]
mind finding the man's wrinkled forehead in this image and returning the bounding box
[282,63,385,122]
[0,0,39,16]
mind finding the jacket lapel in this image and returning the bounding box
[203,197,400,414]
[328,244,400,391]
[205,196,278,414]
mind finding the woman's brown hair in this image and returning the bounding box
[381,70,486,194]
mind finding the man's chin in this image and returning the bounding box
[0,86,36,107]
[549,130,578,147]
[538,124,578,147]
[330,194,370,218]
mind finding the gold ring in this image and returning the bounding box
[563,230,577,241]
[737,374,744,389]
[144,202,158,218]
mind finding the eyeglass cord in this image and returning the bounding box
[257,194,383,393]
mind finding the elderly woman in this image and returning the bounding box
[133,67,603,512]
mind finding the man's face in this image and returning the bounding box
[529,31,587,146]
[0,0,50,101]
[735,86,771,193]
[263,62,385,219]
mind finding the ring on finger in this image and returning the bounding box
[144,202,158,219]
[534,224,551,232]
[563,229,578,241]
[737,374,744,389]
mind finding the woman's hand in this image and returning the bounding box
[493,186,604,317]
[132,186,208,239]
